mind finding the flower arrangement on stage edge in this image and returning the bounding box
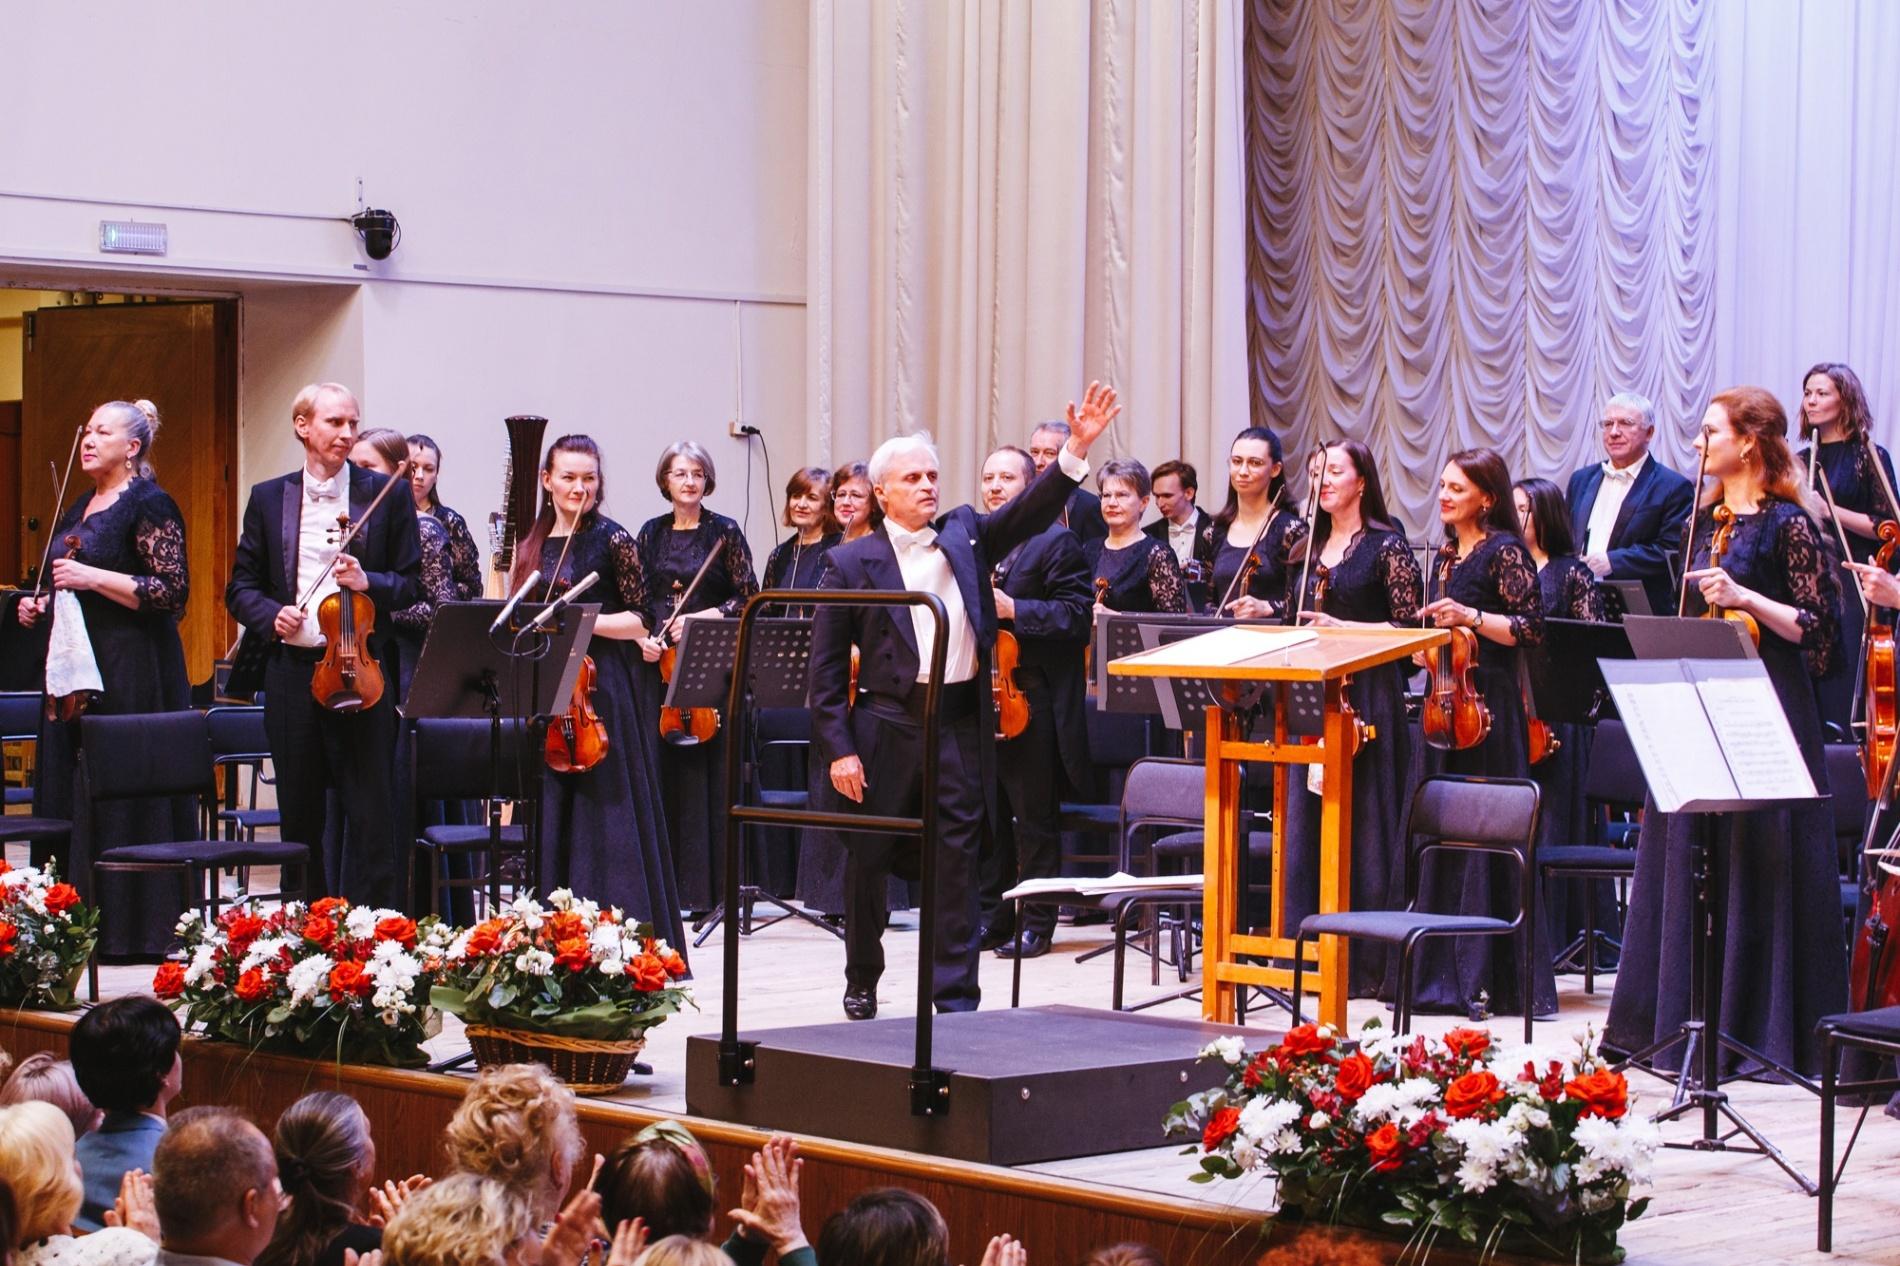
[430,890,691,1094]
[1167,1021,1659,1265]
[0,861,99,1010]
[153,898,447,1068]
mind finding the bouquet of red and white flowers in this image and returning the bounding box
[0,860,99,1010]
[1168,1021,1659,1264]
[431,889,691,1041]
[154,898,449,1067]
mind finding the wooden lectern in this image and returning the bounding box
[1109,626,1446,1028]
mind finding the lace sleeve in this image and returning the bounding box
[1491,539,1545,647]
[610,527,650,616]
[1145,542,1191,614]
[762,540,787,590]
[392,521,454,633]
[1560,561,1607,621]
[1777,506,1841,677]
[441,507,483,601]
[131,496,189,615]
[718,519,761,617]
[1376,535,1424,624]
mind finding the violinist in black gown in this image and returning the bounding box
[1607,388,1848,1076]
[1795,362,1894,741]
[406,433,484,601]
[1280,441,1422,999]
[760,466,842,600]
[1410,447,1556,1021]
[977,445,1093,959]
[636,441,760,915]
[1085,459,1191,615]
[21,400,193,959]
[1207,427,1307,619]
[350,429,456,702]
[520,435,684,950]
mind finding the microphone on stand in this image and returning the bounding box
[489,569,542,635]
[527,571,601,632]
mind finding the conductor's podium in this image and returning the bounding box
[1109,625,1447,1028]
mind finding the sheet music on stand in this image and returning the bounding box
[1597,658,1817,812]
[1095,613,1324,736]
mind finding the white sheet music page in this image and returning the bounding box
[1693,674,1817,801]
[1117,625,1317,670]
[1611,679,1737,812]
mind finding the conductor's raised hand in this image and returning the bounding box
[831,755,866,803]
[1063,382,1122,458]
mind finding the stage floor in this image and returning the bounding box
[76,896,1900,1266]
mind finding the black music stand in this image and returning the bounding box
[1600,655,1820,1192]
[1095,613,1323,738]
[664,616,842,944]
[1531,618,1632,725]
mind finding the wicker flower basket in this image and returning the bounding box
[463,1025,647,1096]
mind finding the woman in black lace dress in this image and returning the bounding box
[1085,460,1190,615]
[1607,388,1848,1076]
[1409,447,1555,1021]
[1280,441,1421,997]
[19,400,193,959]
[512,435,683,949]
[637,442,761,914]
[406,433,484,601]
[1206,427,1307,618]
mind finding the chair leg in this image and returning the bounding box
[1583,887,1597,995]
[1521,924,1533,1045]
[1112,905,1130,1012]
[1396,935,1418,1037]
[1290,933,1306,1026]
[1819,1028,1837,1253]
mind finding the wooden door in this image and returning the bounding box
[21,302,237,685]
[0,401,19,584]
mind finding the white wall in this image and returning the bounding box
[0,1,809,569]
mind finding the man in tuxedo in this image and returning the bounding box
[811,384,1120,1018]
[1565,392,1693,616]
[975,445,1093,960]
[1028,419,1109,545]
[1145,459,1215,610]
[226,383,421,909]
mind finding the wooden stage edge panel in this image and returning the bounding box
[0,1008,1509,1266]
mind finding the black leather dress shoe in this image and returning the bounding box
[979,922,1015,952]
[994,931,1052,959]
[843,986,878,1020]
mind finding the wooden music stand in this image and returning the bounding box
[1110,625,1446,1028]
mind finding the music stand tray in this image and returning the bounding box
[1622,614,1757,661]
[1532,618,1632,725]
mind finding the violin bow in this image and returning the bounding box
[32,424,86,601]
[1216,480,1287,615]
[1291,444,1328,625]
[1677,439,1711,618]
[659,537,728,644]
[296,461,411,611]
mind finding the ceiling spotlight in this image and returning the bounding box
[351,208,401,260]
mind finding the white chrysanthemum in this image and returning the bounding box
[284,954,335,1007]
[1502,1100,1550,1133]
[572,897,601,923]
[240,936,291,973]
[182,943,219,986]
[1444,1116,1522,1193]
[1,866,39,890]
[22,888,47,915]
[516,948,554,976]
[599,957,625,977]
[1228,1135,1260,1171]
[445,930,472,961]
[343,907,378,940]
[548,888,574,909]
[1201,1035,1248,1066]
[509,896,545,930]
[1572,1113,1661,1185]
[589,925,621,955]
[1237,1096,1302,1154]
[422,922,454,949]
[1353,1077,1441,1127]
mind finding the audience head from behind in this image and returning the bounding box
[69,995,182,1119]
[1081,1244,1166,1266]
[154,1106,280,1265]
[818,1188,950,1266]
[380,1173,534,1266]
[0,1175,15,1264]
[596,1120,716,1241]
[0,1052,99,1141]
[0,1101,86,1247]
[258,1092,377,1266]
[444,1063,583,1223]
[635,1236,729,1266]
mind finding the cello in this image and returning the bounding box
[305,463,411,713]
[1420,544,1491,751]
[656,538,727,745]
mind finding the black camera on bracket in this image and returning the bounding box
[351,208,400,260]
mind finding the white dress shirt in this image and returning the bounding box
[288,465,347,648]
[1584,452,1648,559]
[1165,514,1198,566]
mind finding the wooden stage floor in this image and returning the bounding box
[63,898,1900,1266]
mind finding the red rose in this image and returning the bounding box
[463,919,509,958]
[375,916,418,948]
[554,937,594,974]
[1563,1070,1629,1120]
[233,968,271,1003]
[0,920,16,957]
[1364,1121,1405,1171]
[43,883,81,915]
[1445,1070,1506,1119]
[628,955,669,992]
[328,960,373,1003]
[1334,1052,1375,1101]
[1242,1052,1275,1091]
[1442,1027,1491,1061]
[310,897,349,919]
[223,913,267,953]
[662,950,687,977]
[301,915,337,948]
[153,962,187,999]
[546,911,588,944]
[1202,1105,1241,1151]
[1275,1023,1334,1065]
[0,859,10,874]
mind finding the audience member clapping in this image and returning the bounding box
[0,1101,155,1265]
[442,1064,584,1226]
[379,1175,530,1266]
[816,1188,1026,1266]
[260,1092,428,1266]
[0,1053,100,1141]
[69,998,181,1231]
[595,1125,810,1266]
[151,1107,280,1266]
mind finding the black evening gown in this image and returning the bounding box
[41,480,195,960]
[534,517,685,950]
[1799,440,1895,740]
[637,511,761,912]
[425,502,484,601]
[1084,536,1191,614]
[1605,499,1849,1076]
[1280,528,1423,998]
[1408,533,1558,1019]
[1205,512,1307,615]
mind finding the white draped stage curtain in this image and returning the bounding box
[806,0,1252,500]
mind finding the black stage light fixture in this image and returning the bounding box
[351,208,401,260]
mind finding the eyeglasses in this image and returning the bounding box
[1597,418,1643,432]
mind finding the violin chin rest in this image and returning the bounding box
[322,691,366,713]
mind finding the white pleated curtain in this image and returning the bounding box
[807,0,1252,502]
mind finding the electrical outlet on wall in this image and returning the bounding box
[729,420,758,438]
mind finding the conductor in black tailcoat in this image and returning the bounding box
[975,445,1094,959]
[810,385,1121,1019]
[226,383,421,909]
[1564,392,1694,616]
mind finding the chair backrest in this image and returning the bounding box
[1823,743,1869,877]
[1580,720,1647,810]
[78,711,216,802]
[1119,757,1204,831]
[204,705,270,761]
[1408,775,1541,857]
[0,691,38,742]
[412,718,536,802]
[755,707,811,746]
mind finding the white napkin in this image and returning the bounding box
[45,590,104,701]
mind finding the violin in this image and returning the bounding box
[305,466,411,713]
[1527,717,1560,765]
[990,563,1029,741]
[1702,506,1761,647]
[46,533,96,723]
[1420,547,1491,751]
[545,621,609,774]
[1085,577,1110,679]
[657,539,728,746]
[1309,564,1374,757]
[1858,432,1900,798]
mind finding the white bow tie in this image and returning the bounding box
[891,526,938,554]
[1600,462,1637,485]
[306,474,342,502]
